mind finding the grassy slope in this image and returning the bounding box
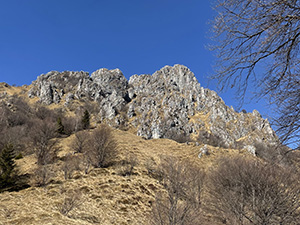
[0,125,251,225]
[0,83,254,224]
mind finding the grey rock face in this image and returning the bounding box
[28,64,278,147]
[91,68,128,98]
[29,71,90,104]
[243,145,256,156]
[29,69,129,123]
[198,144,209,158]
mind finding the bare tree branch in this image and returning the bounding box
[211,0,300,148]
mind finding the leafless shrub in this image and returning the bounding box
[0,103,28,128]
[30,119,59,165]
[254,141,296,166]
[197,130,227,148]
[71,130,89,153]
[254,142,278,162]
[0,96,32,129]
[6,96,31,127]
[208,155,300,225]
[0,103,8,128]
[144,158,161,180]
[34,105,56,121]
[56,191,82,217]
[151,156,205,225]
[83,154,91,175]
[62,116,77,135]
[72,113,84,132]
[118,154,138,176]
[187,165,205,208]
[71,106,93,131]
[31,165,54,187]
[6,110,28,127]
[164,129,191,143]
[82,101,99,116]
[84,125,117,168]
[0,126,27,155]
[62,154,81,180]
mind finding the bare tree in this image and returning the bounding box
[33,104,59,122]
[211,0,300,148]
[71,130,89,153]
[0,126,27,155]
[62,116,77,135]
[56,190,82,217]
[84,125,117,168]
[151,156,204,225]
[31,165,54,187]
[0,103,7,128]
[118,153,138,176]
[0,98,29,128]
[30,119,58,165]
[208,155,300,224]
[62,154,81,180]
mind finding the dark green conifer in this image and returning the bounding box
[57,117,65,135]
[0,143,16,190]
[81,110,90,130]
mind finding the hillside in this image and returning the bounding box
[0,126,249,225]
[0,65,299,225]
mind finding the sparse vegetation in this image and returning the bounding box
[31,164,54,187]
[62,154,81,180]
[197,130,227,148]
[151,156,204,225]
[34,105,54,121]
[31,119,59,165]
[208,155,300,224]
[118,153,138,176]
[253,141,296,166]
[56,190,82,217]
[0,80,299,225]
[164,129,191,143]
[84,125,117,168]
[71,130,89,153]
[61,115,77,135]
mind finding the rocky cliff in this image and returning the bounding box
[28,64,278,149]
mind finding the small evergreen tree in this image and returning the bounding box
[81,110,90,130]
[0,143,16,191]
[57,117,65,135]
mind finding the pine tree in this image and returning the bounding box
[57,117,65,135]
[81,110,90,130]
[0,143,16,190]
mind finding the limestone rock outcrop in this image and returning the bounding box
[28,64,278,147]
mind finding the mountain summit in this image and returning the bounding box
[28,64,277,151]
[1,65,297,225]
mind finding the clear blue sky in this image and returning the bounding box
[0,0,272,117]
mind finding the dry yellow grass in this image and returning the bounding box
[0,125,252,225]
[0,83,28,96]
[0,84,257,224]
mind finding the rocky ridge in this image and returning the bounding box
[28,64,278,150]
